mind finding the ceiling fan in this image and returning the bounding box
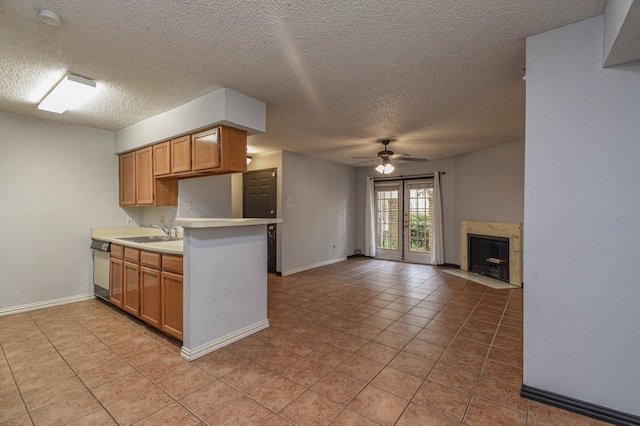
[352,139,427,174]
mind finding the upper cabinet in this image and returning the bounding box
[120,147,178,207]
[170,135,193,175]
[118,125,246,207]
[192,126,247,174]
[153,141,171,177]
[119,152,136,206]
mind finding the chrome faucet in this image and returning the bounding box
[151,224,172,238]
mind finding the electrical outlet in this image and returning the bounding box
[126,218,133,225]
[188,201,194,211]
[160,216,165,225]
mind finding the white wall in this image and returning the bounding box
[281,151,358,275]
[455,138,524,225]
[0,113,129,311]
[524,16,640,416]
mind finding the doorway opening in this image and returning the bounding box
[374,179,434,264]
[243,168,277,273]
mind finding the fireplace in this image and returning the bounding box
[468,234,510,283]
[460,221,522,287]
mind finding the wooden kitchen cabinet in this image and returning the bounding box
[192,126,247,174]
[123,248,141,316]
[161,271,183,340]
[110,244,125,308]
[135,147,155,205]
[153,141,171,177]
[140,266,162,328]
[119,152,136,206]
[119,147,178,207]
[170,135,192,174]
[140,251,162,329]
[161,254,183,340]
[109,256,124,308]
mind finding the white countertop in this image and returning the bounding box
[92,227,183,254]
[175,218,282,228]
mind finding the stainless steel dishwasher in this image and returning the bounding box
[91,239,111,302]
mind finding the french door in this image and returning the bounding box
[374,180,434,263]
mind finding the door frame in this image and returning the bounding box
[373,178,434,264]
[242,168,278,273]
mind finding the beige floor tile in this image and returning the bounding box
[388,350,437,379]
[396,403,459,426]
[157,366,215,399]
[221,362,276,393]
[281,358,332,387]
[280,390,343,425]
[205,396,275,425]
[65,408,117,425]
[348,385,409,426]
[311,370,367,405]
[335,355,384,382]
[193,348,248,377]
[412,380,471,420]
[132,402,200,426]
[428,363,479,395]
[22,375,87,411]
[30,390,101,426]
[464,397,527,425]
[0,393,27,423]
[180,380,241,419]
[370,366,423,400]
[247,376,305,412]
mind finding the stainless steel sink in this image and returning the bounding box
[116,235,180,243]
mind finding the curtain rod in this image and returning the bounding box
[373,172,445,182]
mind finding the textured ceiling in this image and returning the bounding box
[0,1,607,165]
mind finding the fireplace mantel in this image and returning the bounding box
[460,221,522,287]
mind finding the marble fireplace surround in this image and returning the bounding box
[460,221,522,287]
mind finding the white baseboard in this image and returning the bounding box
[180,319,270,361]
[281,257,347,276]
[0,293,96,317]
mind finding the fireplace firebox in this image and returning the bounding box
[468,234,510,283]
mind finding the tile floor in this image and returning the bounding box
[0,258,613,425]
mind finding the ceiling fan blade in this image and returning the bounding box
[389,153,410,158]
[351,159,378,166]
[353,156,378,159]
[396,157,428,162]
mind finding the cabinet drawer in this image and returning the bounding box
[140,251,162,269]
[111,244,124,259]
[124,247,140,262]
[162,254,183,274]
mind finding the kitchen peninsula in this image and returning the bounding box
[92,217,281,362]
[175,217,282,361]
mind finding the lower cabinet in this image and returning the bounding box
[109,245,183,341]
[140,266,162,328]
[161,271,183,340]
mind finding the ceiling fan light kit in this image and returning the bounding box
[355,139,426,173]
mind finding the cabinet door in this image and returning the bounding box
[109,257,124,308]
[140,266,161,329]
[161,271,183,340]
[218,126,248,173]
[171,135,192,174]
[153,141,171,177]
[192,128,220,171]
[119,152,136,206]
[135,147,154,205]
[123,261,140,316]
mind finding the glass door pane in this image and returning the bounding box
[375,183,402,261]
[403,181,433,263]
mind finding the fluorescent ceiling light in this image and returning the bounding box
[38,73,96,113]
